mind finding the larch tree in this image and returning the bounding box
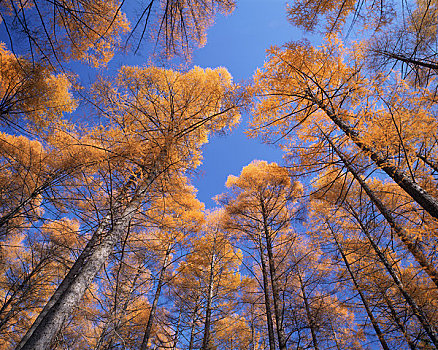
[171,210,243,350]
[15,65,240,350]
[220,160,303,350]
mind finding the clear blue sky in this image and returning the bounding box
[191,0,304,208]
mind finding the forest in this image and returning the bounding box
[0,0,437,349]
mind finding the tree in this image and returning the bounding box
[170,210,243,350]
[220,160,303,350]
[15,65,239,350]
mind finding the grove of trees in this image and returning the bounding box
[0,0,438,349]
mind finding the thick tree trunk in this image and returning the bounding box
[323,134,438,346]
[329,225,390,350]
[258,234,276,350]
[140,245,172,350]
[16,168,160,350]
[260,199,287,350]
[308,91,438,221]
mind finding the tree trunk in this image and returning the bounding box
[308,91,438,221]
[140,245,172,350]
[381,292,416,350]
[328,224,390,350]
[200,267,214,350]
[417,153,438,173]
[201,234,218,350]
[323,132,438,346]
[297,273,320,350]
[16,167,161,350]
[0,257,49,333]
[95,268,142,350]
[188,301,199,350]
[258,234,276,350]
[320,128,438,289]
[260,199,287,350]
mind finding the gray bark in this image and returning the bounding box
[260,198,287,350]
[16,168,160,350]
[201,236,217,350]
[307,90,438,221]
[140,245,171,350]
[322,131,438,347]
[258,234,276,350]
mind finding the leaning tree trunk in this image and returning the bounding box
[320,127,438,290]
[260,199,287,350]
[322,131,438,347]
[328,224,390,350]
[307,90,438,221]
[16,166,162,350]
[381,291,417,350]
[0,257,50,333]
[140,244,172,350]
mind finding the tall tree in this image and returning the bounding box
[221,160,303,350]
[15,66,239,350]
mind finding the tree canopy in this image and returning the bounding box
[1,0,438,349]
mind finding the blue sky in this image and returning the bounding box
[191,0,304,208]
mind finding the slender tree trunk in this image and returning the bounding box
[140,245,172,350]
[0,257,49,332]
[322,132,438,346]
[328,224,390,350]
[297,273,320,350]
[260,199,287,350]
[375,50,438,70]
[330,323,342,350]
[172,310,182,350]
[381,292,416,350]
[201,234,218,350]
[95,268,142,350]
[417,153,438,173]
[16,165,162,350]
[258,234,276,350]
[188,301,199,350]
[320,128,438,289]
[308,91,438,220]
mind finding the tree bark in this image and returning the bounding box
[188,301,199,350]
[140,244,172,350]
[323,132,438,347]
[201,243,216,350]
[260,198,287,350]
[258,234,276,350]
[381,292,416,350]
[16,167,161,350]
[320,128,438,289]
[328,224,390,350]
[307,90,438,221]
[297,273,320,350]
